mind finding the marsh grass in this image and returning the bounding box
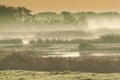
[0,53,120,73]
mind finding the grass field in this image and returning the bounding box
[0,70,120,80]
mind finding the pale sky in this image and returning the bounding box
[0,0,120,13]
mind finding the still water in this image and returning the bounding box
[43,52,80,57]
[43,51,120,57]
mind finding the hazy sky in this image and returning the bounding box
[0,0,120,13]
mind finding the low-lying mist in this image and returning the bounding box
[1,5,120,40]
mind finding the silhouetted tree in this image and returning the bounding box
[0,5,32,24]
[61,11,76,24]
[16,7,32,22]
[37,39,44,44]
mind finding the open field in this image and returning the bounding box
[0,70,120,80]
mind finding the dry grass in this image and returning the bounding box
[0,70,120,80]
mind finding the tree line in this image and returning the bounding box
[1,5,120,26]
[0,34,119,44]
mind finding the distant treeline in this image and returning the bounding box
[0,34,120,44]
[0,39,22,44]
[30,34,120,44]
[1,5,120,26]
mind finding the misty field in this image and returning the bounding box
[1,70,120,80]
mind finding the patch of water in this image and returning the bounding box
[43,52,80,57]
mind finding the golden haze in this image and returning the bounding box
[0,0,120,13]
